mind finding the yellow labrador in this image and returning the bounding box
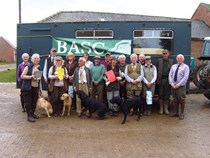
[60,93,72,116]
[36,97,53,118]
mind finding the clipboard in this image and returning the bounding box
[34,70,42,80]
[56,68,64,80]
[105,70,116,83]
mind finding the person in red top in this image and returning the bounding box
[101,52,111,68]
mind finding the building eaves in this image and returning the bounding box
[38,11,190,23]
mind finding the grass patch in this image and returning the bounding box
[0,69,16,82]
[0,61,16,65]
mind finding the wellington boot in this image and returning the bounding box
[27,116,35,122]
[164,101,169,115]
[159,99,163,115]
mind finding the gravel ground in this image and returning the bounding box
[0,83,210,158]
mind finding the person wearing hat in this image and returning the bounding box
[90,56,105,103]
[43,48,57,103]
[157,49,173,115]
[48,56,69,116]
[142,56,157,116]
[101,52,111,68]
[105,55,122,116]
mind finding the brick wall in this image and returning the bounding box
[192,4,210,27]
[191,40,204,65]
[0,37,16,62]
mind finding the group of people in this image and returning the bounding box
[17,48,190,122]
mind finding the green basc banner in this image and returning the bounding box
[52,37,131,56]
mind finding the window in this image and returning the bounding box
[76,30,113,38]
[133,30,173,54]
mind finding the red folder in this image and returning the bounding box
[105,70,116,83]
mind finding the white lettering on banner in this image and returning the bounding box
[57,40,67,54]
[92,42,105,55]
[69,41,80,54]
[81,42,91,54]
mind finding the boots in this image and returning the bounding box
[20,94,26,112]
[159,99,164,114]
[179,102,185,120]
[170,102,179,117]
[164,100,169,115]
[147,105,152,116]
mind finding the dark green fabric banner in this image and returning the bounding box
[52,37,131,56]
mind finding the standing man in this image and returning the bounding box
[118,55,127,99]
[90,56,105,103]
[43,48,57,102]
[157,49,173,115]
[73,57,92,117]
[101,52,111,68]
[142,56,157,116]
[17,53,29,112]
[125,54,144,98]
[169,54,190,120]
[138,53,145,65]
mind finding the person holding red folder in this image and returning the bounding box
[104,56,122,116]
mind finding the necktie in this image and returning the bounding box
[174,64,180,82]
[80,68,84,83]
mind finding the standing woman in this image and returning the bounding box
[48,56,68,117]
[17,53,29,112]
[64,52,78,110]
[83,52,93,69]
[105,56,121,116]
[21,53,41,122]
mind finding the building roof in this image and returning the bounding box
[38,11,210,40]
[202,3,210,11]
[0,37,16,49]
[191,20,210,39]
[38,11,189,23]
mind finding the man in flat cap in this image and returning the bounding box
[43,48,57,103]
[90,56,105,103]
[101,52,111,68]
[157,49,173,115]
[142,56,157,116]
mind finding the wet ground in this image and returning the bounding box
[0,83,210,158]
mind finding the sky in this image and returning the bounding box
[0,0,209,47]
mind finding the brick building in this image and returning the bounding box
[0,36,16,62]
[191,3,210,65]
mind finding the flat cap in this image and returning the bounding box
[51,48,57,52]
[55,56,63,61]
[94,56,101,60]
[105,52,111,56]
[145,56,151,60]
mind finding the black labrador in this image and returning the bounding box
[76,90,111,119]
[110,96,142,124]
